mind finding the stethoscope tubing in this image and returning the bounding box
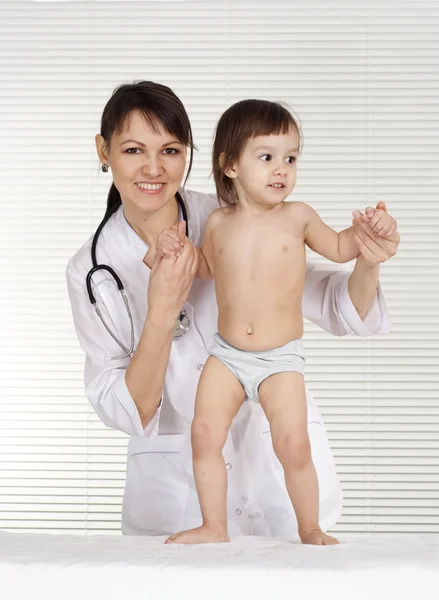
[86,192,190,361]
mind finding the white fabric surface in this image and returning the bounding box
[1,531,437,600]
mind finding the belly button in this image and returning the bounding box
[246,325,253,335]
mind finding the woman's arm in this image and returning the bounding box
[66,240,198,436]
[125,317,175,429]
[349,202,400,318]
[127,242,199,426]
[347,258,380,320]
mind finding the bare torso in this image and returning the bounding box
[206,201,307,351]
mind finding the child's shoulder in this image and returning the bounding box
[206,205,232,226]
[282,200,314,221]
[283,200,311,212]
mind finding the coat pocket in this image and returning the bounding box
[122,434,190,535]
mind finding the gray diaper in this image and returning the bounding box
[208,333,306,403]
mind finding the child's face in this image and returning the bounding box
[230,127,299,207]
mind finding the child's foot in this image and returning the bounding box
[165,525,230,545]
[299,527,339,545]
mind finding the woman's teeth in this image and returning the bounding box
[136,183,164,191]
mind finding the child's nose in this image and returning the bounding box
[273,164,287,176]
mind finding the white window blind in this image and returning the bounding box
[0,0,438,534]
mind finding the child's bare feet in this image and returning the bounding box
[165,525,230,545]
[299,527,339,545]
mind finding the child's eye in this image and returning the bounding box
[287,156,297,164]
[163,148,180,155]
[125,148,142,154]
[260,154,272,162]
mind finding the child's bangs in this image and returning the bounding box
[248,103,301,147]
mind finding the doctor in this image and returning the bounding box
[66,81,400,537]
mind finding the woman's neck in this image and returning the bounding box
[124,195,180,248]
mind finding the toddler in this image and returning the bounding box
[157,99,395,545]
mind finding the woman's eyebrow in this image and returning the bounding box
[120,139,146,146]
[162,140,183,147]
[120,139,182,147]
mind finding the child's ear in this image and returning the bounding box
[224,167,238,179]
[219,152,238,179]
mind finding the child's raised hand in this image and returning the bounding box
[156,220,186,257]
[352,205,397,238]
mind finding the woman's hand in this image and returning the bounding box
[352,201,400,265]
[147,223,198,327]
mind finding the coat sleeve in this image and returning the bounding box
[302,260,391,337]
[66,257,162,438]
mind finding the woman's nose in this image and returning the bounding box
[141,156,164,178]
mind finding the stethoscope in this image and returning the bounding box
[86,192,191,362]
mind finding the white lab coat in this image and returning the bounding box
[66,188,390,537]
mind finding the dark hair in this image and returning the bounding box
[99,80,196,225]
[212,99,302,206]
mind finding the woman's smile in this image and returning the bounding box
[136,182,166,195]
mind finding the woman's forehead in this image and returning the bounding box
[115,110,176,142]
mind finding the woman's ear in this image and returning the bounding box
[219,152,238,179]
[95,134,109,165]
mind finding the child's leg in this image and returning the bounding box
[258,372,339,545]
[165,355,246,544]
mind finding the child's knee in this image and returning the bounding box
[272,431,311,470]
[191,417,226,455]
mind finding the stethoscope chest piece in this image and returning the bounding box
[174,308,190,338]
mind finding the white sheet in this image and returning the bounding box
[1,531,438,600]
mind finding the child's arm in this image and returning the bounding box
[194,239,214,281]
[302,203,396,263]
[299,202,359,263]
[195,210,225,280]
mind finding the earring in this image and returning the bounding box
[101,164,109,173]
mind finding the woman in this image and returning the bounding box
[66,81,400,537]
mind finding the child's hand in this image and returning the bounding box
[155,221,186,257]
[352,205,397,238]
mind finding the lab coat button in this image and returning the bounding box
[197,364,204,371]
[235,508,242,516]
[225,463,232,470]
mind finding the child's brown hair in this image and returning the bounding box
[212,99,302,206]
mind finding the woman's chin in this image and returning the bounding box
[131,185,178,212]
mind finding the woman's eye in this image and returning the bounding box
[260,154,272,161]
[125,148,141,154]
[163,148,179,155]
